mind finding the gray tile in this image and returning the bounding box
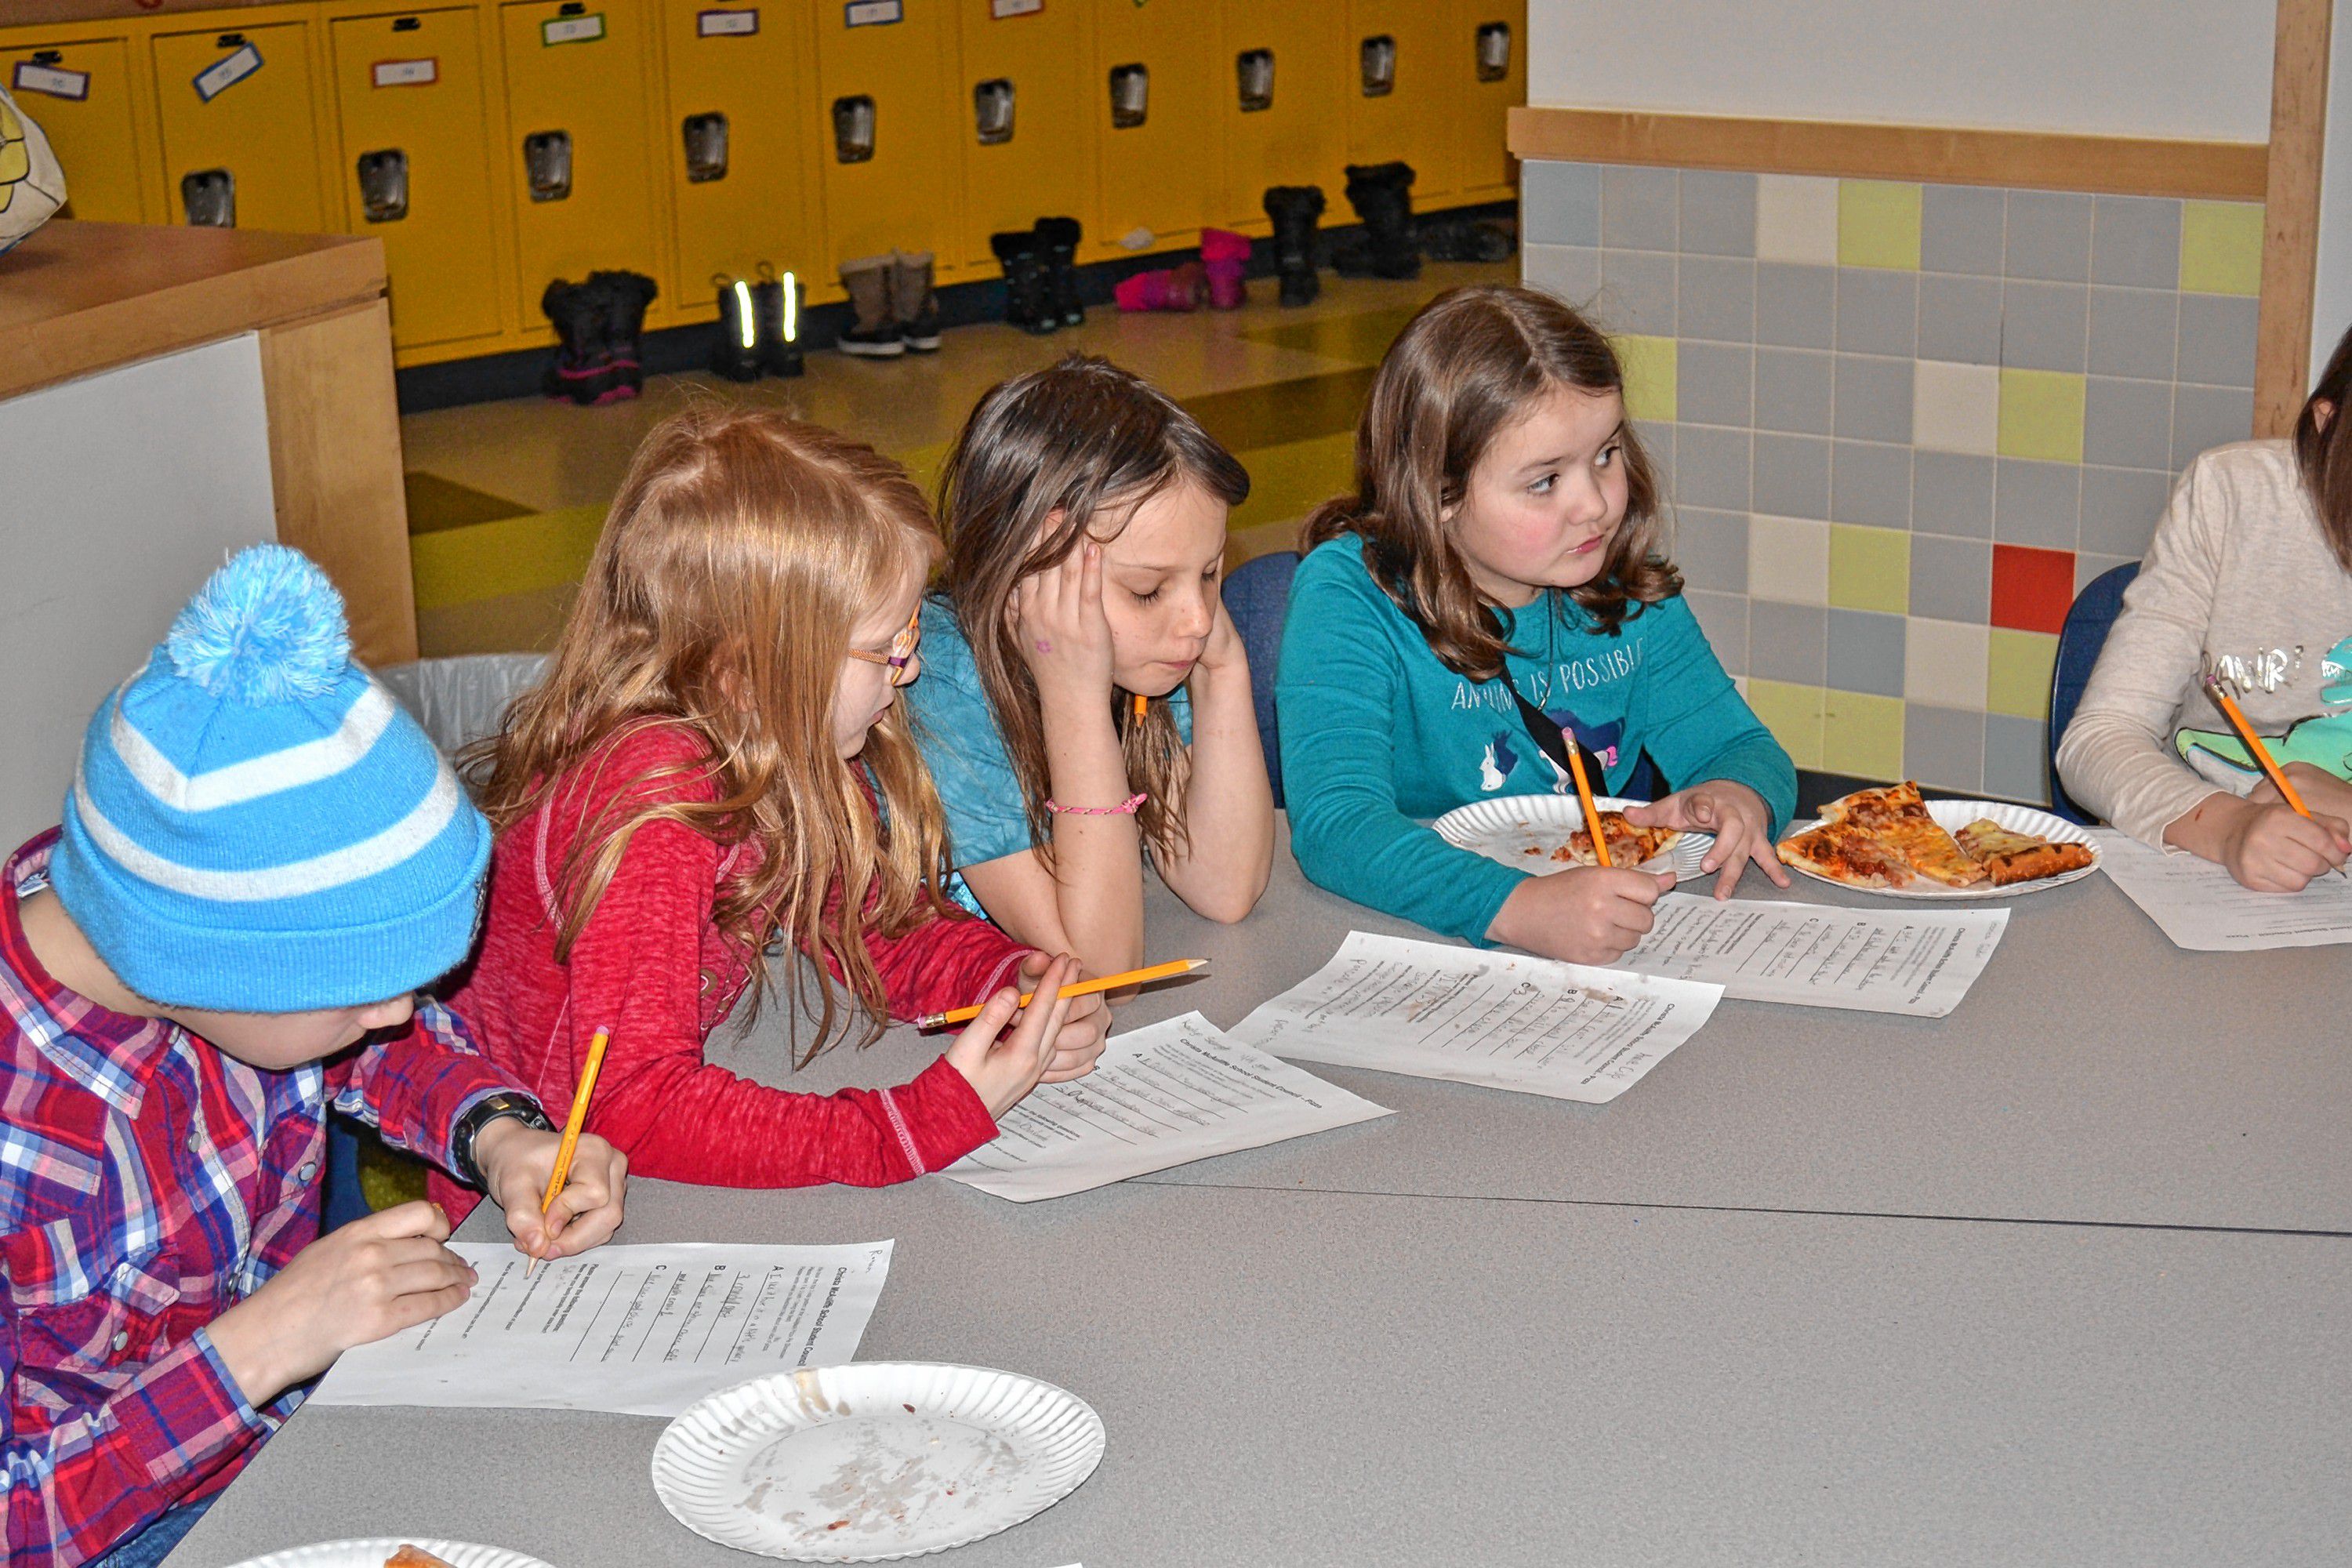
[1673,423,1751,510]
[1593,249,1676,336]
[1908,533,1993,622]
[2172,383,2256,471]
[1755,347,1833,435]
[1674,508,1748,592]
[2090,194,2182,289]
[2080,464,2172,557]
[1685,589,1749,675]
[1918,273,2002,365]
[1678,169,1756,257]
[1522,162,1602,248]
[1631,419,1674,488]
[1994,458,2082,550]
[2088,286,2180,381]
[1905,703,1985,793]
[1999,281,2089,372]
[1830,440,1911,528]
[1984,712,2053,806]
[1755,433,1831,519]
[1756,263,1835,349]
[2002,190,2093,281]
[1835,268,1918,356]
[1601,164,1678,250]
[1749,599,1827,683]
[2075,550,2139,595]
[1676,255,1755,343]
[2082,378,2173,472]
[1523,244,1601,306]
[1827,608,1907,697]
[1832,354,1915,444]
[1676,340,1754,427]
[2177,293,2259,389]
[1920,183,2005,275]
[1914,451,1995,539]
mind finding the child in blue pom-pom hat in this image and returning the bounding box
[2,545,628,1568]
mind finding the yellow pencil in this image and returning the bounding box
[2204,673,2349,877]
[526,1025,609,1277]
[916,958,1207,1029]
[1564,744,1613,868]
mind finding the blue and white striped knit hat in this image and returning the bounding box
[49,545,491,1012]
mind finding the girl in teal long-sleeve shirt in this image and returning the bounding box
[1277,285,1795,965]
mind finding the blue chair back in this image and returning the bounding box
[1222,550,1299,806]
[2049,561,2140,824]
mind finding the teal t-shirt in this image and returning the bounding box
[906,596,1192,913]
[1275,535,1795,944]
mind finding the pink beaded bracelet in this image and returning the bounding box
[1046,793,1148,816]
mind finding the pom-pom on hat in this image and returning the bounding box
[49,544,491,1012]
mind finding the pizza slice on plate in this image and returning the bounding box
[1549,810,1681,868]
[1775,819,1914,889]
[1954,818,2096,885]
[1775,781,1991,889]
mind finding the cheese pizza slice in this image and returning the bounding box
[1954,818,2096,886]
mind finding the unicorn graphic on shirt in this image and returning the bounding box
[1476,713,1624,793]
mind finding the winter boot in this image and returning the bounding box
[1200,227,1251,310]
[1033,216,1086,327]
[1263,185,1325,307]
[710,277,763,382]
[990,229,1057,335]
[1333,161,1421,281]
[838,253,904,357]
[753,268,804,377]
[590,269,659,400]
[1113,262,1206,313]
[540,278,618,405]
[1420,215,1516,263]
[890,250,941,352]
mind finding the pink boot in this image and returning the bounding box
[1113,262,1207,312]
[1201,228,1250,310]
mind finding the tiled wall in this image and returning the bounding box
[1519,162,2264,804]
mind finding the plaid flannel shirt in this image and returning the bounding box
[0,832,523,1568]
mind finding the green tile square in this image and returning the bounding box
[1838,180,1922,270]
[1744,679,1824,771]
[1986,629,2060,719]
[1821,690,1906,780]
[2179,201,2264,296]
[1827,524,1911,614]
[1614,334,1678,423]
[1997,369,2086,464]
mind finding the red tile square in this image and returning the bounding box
[1990,544,2077,634]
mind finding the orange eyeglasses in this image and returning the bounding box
[846,605,923,686]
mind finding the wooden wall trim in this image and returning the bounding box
[1508,107,2268,202]
[2254,0,2332,438]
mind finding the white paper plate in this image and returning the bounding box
[1434,793,1712,879]
[1777,798,2102,899]
[224,1541,551,1568]
[651,1363,1105,1562]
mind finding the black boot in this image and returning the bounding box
[1033,216,1085,327]
[541,278,618,405]
[1262,185,1325,307]
[710,277,763,382]
[753,269,804,377]
[1334,161,1421,281]
[990,229,1057,335]
[590,269,659,399]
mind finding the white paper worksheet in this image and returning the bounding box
[310,1241,892,1417]
[943,1011,1393,1202]
[2092,828,2352,949]
[1612,893,2009,1016]
[1227,931,1723,1104]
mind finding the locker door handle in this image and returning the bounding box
[1359,34,1396,97]
[974,78,1014,144]
[1109,63,1148,129]
[1475,22,1512,82]
[683,113,729,181]
[357,150,409,222]
[523,131,572,201]
[832,96,876,162]
[1236,49,1272,114]
[182,169,236,227]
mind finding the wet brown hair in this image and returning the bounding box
[936,354,1250,866]
[2295,319,2352,572]
[1301,283,1677,681]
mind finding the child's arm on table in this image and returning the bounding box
[2157,764,2350,891]
[1151,594,1275,923]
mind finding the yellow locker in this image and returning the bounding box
[0,35,151,223]
[661,0,818,311]
[812,0,956,270]
[954,0,1090,269]
[1216,0,1344,231]
[151,20,329,232]
[1454,0,1523,202]
[1345,0,1456,204]
[1091,0,1218,252]
[328,9,503,349]
[497,0,663,325]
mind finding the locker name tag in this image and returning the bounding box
[541,13,607,45]
[697,8,759,34]
[371,57,438,87]
[844,0,902,26]
[191,42,263,103]
[12,63,90,100]
[990,0,1043,15]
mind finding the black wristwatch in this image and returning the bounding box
[449,1091,554,1189]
